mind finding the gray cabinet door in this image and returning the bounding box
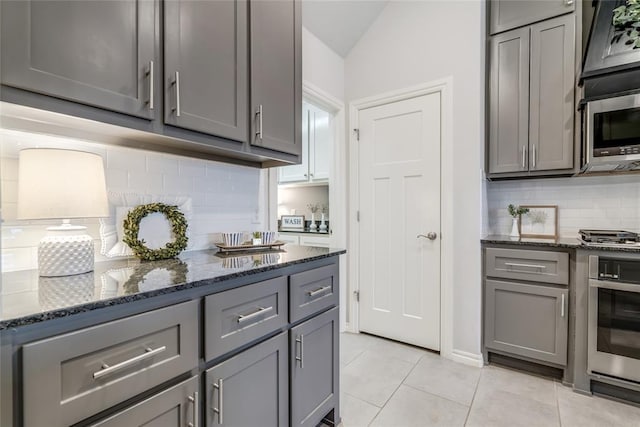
[1,0,157,119]
[489,0,575,35]
[250,0,302,156]
[485,280,568,366]
[164,0,248,142]
[91,376,199,427]
[528,14,575,172]
[206,332,289,426]
[488,27,530,174]
[290,307,339,427]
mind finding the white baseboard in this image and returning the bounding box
[450,349,484,368]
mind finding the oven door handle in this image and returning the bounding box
[589,279,640,293]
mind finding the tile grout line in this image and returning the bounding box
[463,364,484,426]
[401,382,474,410]
[366,352,426,426]
[555,381,563,427]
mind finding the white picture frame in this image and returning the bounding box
[281,215,305,231]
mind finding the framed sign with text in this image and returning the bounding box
[281,215,305,231]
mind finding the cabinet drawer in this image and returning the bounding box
[299,235,330,248]
[290,263,338,323]
[485,247,569,285]
[205,276,288,361]
[91,376,199,426]
[23,300,199,427]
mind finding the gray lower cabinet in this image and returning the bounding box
[489,0,575,35]
[1,0,157,119]
[90,376,199,427]
[488,13,575,177]
[485,279,568,365]
[164,0,248,142]
[206,332,289,426]
[22,300,199,427]
[290,307,339,427]
[250,0,302,156]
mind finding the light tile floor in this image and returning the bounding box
[339,332,640,427]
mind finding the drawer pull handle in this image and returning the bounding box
[213,379,224,424]
[308,285,332,297]
[146,60,154,110]
[295,334,304,369]
[561,294,566,318]
[173,71,181,117]
[504,262,546,270]
[237,306,273,324]
[93,345,167,380]
[188,391,199,427]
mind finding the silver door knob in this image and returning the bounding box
[417,232,438,240]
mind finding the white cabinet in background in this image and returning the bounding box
[279,101,331,184]
[279,233,330,248]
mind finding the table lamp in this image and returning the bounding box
[17,148,109,277]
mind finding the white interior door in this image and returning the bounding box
[358,92,441,351]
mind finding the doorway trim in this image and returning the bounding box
[348,77,454,361]
[267,80,348,329]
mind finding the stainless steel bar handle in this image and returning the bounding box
[147,60,154,110]
[532,145,536,169]
[213,379,223,424]
[173,71,181,117]
[565,0,574,5]
[522,146,527,169]
[295,335,304,368]
[188,391,199,427]
[255,105,263,140]
[93,345,166,379]
[561,294,565,318]
[237,306,273,323]
[308,285,331,297]
[504,262,546,270]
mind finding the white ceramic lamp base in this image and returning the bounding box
[38,225,95,277]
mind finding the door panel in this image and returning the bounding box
[358,93,441,351]
[489,0,575,35]
[529,14,575,172]
[250,0,302,156]
[164,0,248,142]
[489,27,530,174]
[1,0,157,119]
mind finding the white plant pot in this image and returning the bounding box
[510,217,520,239]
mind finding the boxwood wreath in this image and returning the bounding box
[123,202,188,261]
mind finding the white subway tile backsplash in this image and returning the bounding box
[486,175,640,237]
[1,130,264,272]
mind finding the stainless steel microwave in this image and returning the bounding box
[584,93,640,172]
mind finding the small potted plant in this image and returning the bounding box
[252,231,262,245]
[508,204,530,238]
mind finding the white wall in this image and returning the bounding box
[302,27,345,102]
[1,129,264,272]
[486,175,640,237]
[345,1,485,357]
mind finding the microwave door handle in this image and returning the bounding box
[589,279,640,293]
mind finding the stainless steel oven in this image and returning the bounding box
[588,255,640,383]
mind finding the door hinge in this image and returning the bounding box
[356,210,360,222]
[353,128,360,141]
[354,290,360,302]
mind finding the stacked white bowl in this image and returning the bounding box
[260,231,277,244]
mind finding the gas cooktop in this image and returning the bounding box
[579,229,640,247]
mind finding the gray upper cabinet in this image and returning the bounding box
[489,27,530,174]
[1,0,157,119]
[485,279,568,366]
[529,15,575,172]
[164,0,248,142]
[206,332,289,426]
[488,14,575,177]
[250,0,302,156]
[489,0,575,35]
[290,307,339,427]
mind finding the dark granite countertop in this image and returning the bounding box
[482,235,640,253]
[0,245,346,330]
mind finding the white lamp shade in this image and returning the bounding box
[17,148,109,220]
